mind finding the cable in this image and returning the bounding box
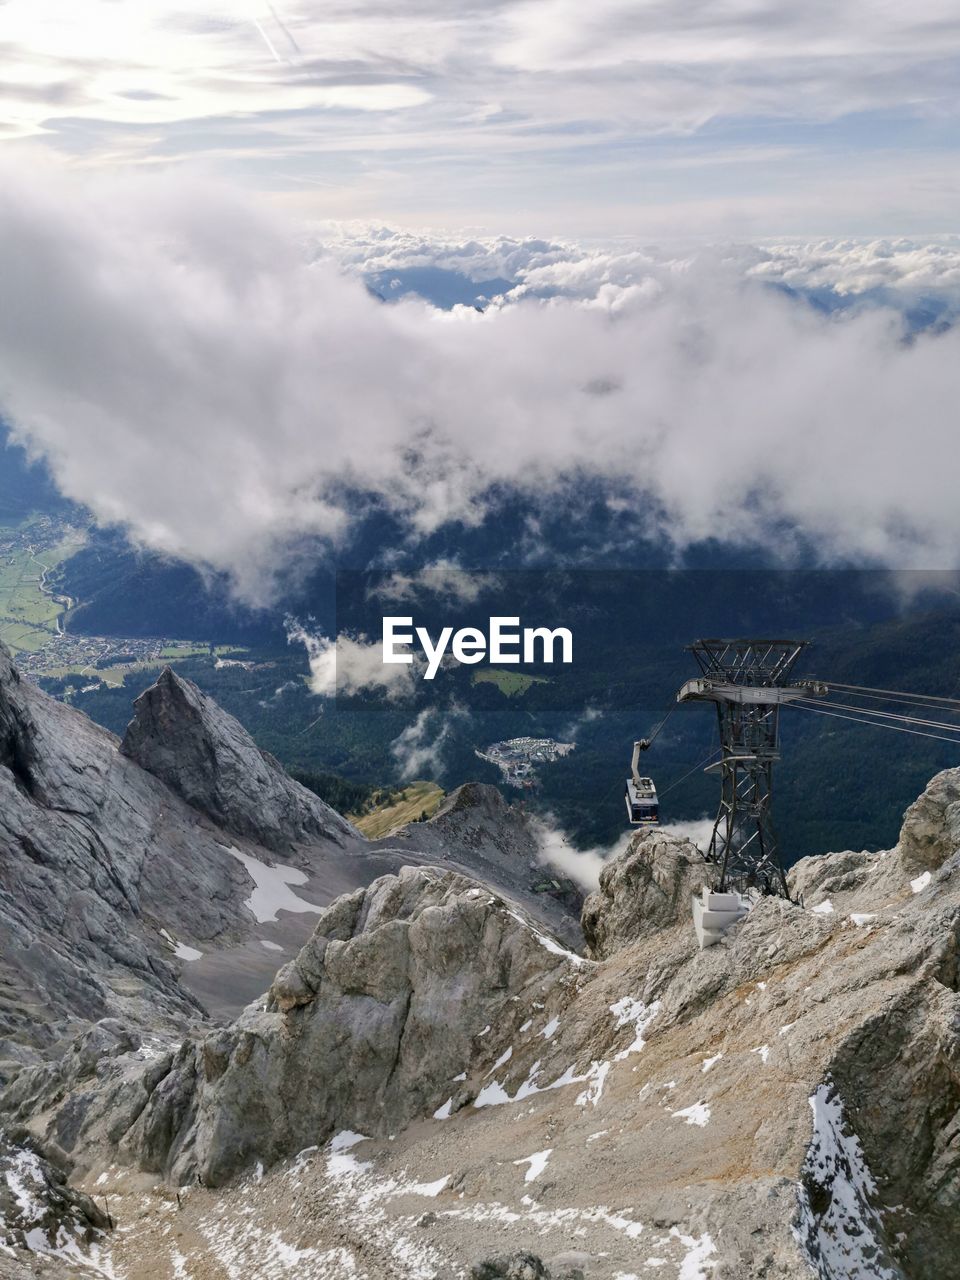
[657,744,723,798]
[789,701,960,747]
[793,696,960,736]
[823,681,960,712]
[644,702,677,746]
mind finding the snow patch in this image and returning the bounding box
[173,942,203,962]
[507,910,589,968]
[751,1045,770,1064]
[260,939,284,952]
[812,900,834,914]
[541,1016,560,1039]
[223,845,323,923]
[849,912,877,927]
[513,1149,552,1183]
[671,1229,717,1278]
[794,1082,899,1280]
[701,1053,723,1073]
[911,871,931,894]
[610,997,661,1060]
[672,1102,711,1128]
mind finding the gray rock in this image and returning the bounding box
[0,642,375,1068]
[895,765,960,876]
[0,1131,109,1255]
[377,782,584,949]
[120,666,358,853]
[117,867,580,1186]
[580,829,713,958]
[470,1254,551,1280]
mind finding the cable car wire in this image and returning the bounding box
[793,696,960,736]
[789,701,960,746]
[657,744,722,799]
[822,681,960,712]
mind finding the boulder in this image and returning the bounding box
[896,766,960,876]
[581,831,713,959]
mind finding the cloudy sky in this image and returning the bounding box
[2,5,960,601]
[2,1,959,235]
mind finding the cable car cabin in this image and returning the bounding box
[626,775,659,825]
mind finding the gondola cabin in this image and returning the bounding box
[626,775,659,825]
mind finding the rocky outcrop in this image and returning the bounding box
[121,667,358,853]
[0,1130,109,1258]
[6,651,960,1279]
[111,868,582,1187]
[382,782,584,947]
[896,765,960,876]
[580,830,712,958]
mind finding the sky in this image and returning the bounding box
[1,5,960,602]
[1,1,959,236]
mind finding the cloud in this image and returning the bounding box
[390,704,470,781]
[533,818,633,892]
[4,168,960,603]
[3,2,960,235]
[659,817,715,850]
[559,704,602,743]
[367,560,502,605]
[534,813,715,891]
[286,617,417,698]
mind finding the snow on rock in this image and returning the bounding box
[610,997,661,1061]
[672,1229,717,1278]
[174,942,203,962]
[795,1082,900,1280]
[260,939,284,952]
[224,846,324,923]
[672,1102,711,1128]
[849,913,877,927]
[0,1138,111,1275]
[474,1059,602,1110]
[911,871,932,894]
[541,1016,560,1040]
[812,900,835,915]
[506,910,590,968]
[159,928,202,961]
[751,1045,770,1065]
[513,1149,552,1183]
[701,1053,723,1073]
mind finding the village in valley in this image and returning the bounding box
[475,735,575,787]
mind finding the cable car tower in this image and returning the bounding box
[679,639,827,898]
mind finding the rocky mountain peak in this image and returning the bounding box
[120,666,358,852]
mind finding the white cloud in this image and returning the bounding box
[367,560,502,605]
[660,817,716,850]
[390,704,469,780]
[286,617,417,698]
[4,168,960,602]
[533,818,633,892]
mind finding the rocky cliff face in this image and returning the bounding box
[0,647,367,1076]
[2,647,959,1280]
[120,667,359,853]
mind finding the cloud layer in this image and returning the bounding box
[3,2,960,232]
[3,168,960,602]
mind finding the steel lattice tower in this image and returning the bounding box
[678,639,826,898]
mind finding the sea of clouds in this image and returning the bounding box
[2,165,960,606]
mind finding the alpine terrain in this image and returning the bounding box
[0,640,958,1280]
